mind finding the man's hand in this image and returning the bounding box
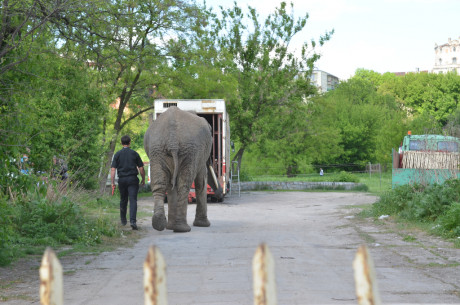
[139,166,146,187]
[110,168,116,189]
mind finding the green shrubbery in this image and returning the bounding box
[331,171,360,183]
[367,179,460,242]
[0,186,119,266]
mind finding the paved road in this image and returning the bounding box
[4,191,460,304]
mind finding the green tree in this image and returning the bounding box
[258,100,312,176]
[310,78,407,166]
[214,2,333,169]
[11,51,105,188]
[304,98,344,165]
[53,0,205,192]
[0,0,81,76]
[356,70,460,128]
[0,1,96,194]
[402,73,460,126]
[443,108,460,138]
[164,8,238,100]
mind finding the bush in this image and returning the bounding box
[402,183,456,221]
[437,202,460,237]
[331,171,360,183]
[352,184,369,192]
[0,187,119,266]
[0,196,17,266]
[239,171,253,182]
[368,179,460,238]
[15,197,84,245]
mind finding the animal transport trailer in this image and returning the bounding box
[154,99,231,202]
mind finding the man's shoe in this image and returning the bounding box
[121,219,127,226]
[131,223,138,230]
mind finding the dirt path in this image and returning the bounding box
[1,191,459,304]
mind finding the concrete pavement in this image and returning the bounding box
[28,191,460,304]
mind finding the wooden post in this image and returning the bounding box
[39,247,63,305]
[353,245,382,305]
[253,243,277,305]
[144,246,168,305]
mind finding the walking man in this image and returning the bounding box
[111,135,145,230]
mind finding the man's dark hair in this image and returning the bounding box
[121,135,131,145]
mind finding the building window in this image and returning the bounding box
[439,58,442,65]
[454,47,457,52]
[453,57,457,64]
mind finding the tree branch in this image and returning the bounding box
[120,105,155,130]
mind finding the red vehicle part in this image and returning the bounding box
[188,182,220,203]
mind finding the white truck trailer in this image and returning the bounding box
[153,99,231,202]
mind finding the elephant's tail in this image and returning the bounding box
[171,149,178,189]
[169,108,180,189]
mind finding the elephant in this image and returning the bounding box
[144,106,221,233]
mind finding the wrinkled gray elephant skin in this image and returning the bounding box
[144,106,215,233]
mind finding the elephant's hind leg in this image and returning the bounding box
[152,193,167,231]
[150,169,167,231]
[172,184,191,233]
[193,167,211,227]
[166,187,177,230]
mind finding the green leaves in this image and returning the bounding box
[309,77,406,166]
[371,180,460,238]
[216,1,332,153]
[363,71,460,127]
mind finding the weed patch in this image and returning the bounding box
[363,179,460,243]
[0,187,120,266]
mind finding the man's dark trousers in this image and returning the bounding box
[118,175,139,225]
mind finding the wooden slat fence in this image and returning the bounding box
[39,244,380,305]
[402,151,459,169]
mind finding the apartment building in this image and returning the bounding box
[309,70,340,93]
[433,37,460,74]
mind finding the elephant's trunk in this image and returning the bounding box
[171,149,178,189]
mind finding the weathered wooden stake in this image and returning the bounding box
[37,244,385,305]
[353,245,382,305]
[253,243,277,305]
[144,246,168,305]
[39,247,63,305]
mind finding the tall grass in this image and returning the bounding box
[363,179,460,246]
[0,182,121,266]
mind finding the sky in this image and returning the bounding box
[203,0,460,80]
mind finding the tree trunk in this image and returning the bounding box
[98,117,107,179]
[232,147,245,173]
[98,135,118,194]
[286,161,299,178]
[96,70,152,194]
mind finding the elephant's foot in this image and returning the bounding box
[193,217,211,227]
[173,222,191,233]
[152,213,167,231]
